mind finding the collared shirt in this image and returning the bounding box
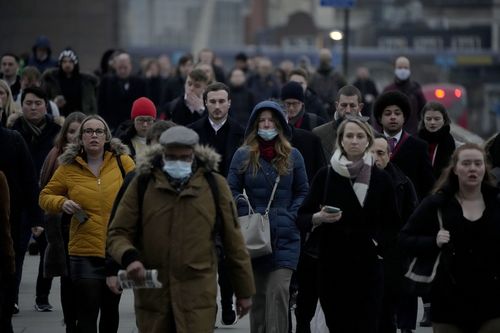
[208,117,227,133]
[384,130,403,145]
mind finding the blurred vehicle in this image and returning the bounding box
[422,83,468,128]
[423,83,484,144]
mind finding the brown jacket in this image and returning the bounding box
[0,171,15,275]
[107,144,255,333]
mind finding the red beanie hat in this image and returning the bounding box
[131,97,157,120]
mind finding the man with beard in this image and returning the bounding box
[312,85,365,161]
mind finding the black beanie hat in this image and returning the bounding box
[281,81,304,102]
[373,90,411,126]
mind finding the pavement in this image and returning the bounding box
[13,253,432,333]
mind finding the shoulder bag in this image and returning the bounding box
[236,175,280,258]
[404,209,444,296]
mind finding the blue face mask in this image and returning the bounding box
[258,129,278,141]
[162,160,192,180]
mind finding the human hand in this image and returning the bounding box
[54,95,66,108]
[236,297,252,318]
[31,226,44,237]
[106,276,123,295]
[126,261,146,284]
[62,200,82,214]
[185,92,204,111]
[312,207,342,227]
[436,229,450,248]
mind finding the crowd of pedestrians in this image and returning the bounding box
[1,36,500,333]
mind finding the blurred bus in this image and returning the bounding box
[422,83,468,128]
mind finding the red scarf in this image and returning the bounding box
[259,138,277,162]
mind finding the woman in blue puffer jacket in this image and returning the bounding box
[228,100,309,333]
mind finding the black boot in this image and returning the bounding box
[419,305,431,327]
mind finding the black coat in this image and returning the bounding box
[98,74,147,130]
[11,115,61,175]
[297,165,400,332]
[162,96,206,126]
[0,124,43,247]
[418,125,456,180]
[163,74,185,104]
[189,116,244,177]
[291,112,326,132]
[304,88,329,121]
[352,78,379,118]
[400,186,500,325]
[289,127,326,184]
[390,133,435,201]
[228,85,255,128]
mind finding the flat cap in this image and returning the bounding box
[159,126,199,147]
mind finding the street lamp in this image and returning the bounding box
[329,30,343,41]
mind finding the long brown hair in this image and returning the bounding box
[242,110,292,176]
[53,111,86,151]
[432,143,495,194]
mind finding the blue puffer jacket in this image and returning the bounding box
[228,101,309,271]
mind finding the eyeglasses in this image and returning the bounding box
[134,117,155,124]
[284,101,302,108]
[82,128,106,137]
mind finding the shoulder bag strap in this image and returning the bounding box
[322,166,331,205]
[264,175,280,214]
[437,209,443,230]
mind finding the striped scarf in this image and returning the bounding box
[330,149,373,207]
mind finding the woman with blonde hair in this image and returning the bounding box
[40,115,134,333]
[228,100,309,333]
[0,80,21,127]
[297,117,400,333]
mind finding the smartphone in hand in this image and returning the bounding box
[323,205,341,214]
[74,210,89,224]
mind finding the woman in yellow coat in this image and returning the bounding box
[39,115,134,333]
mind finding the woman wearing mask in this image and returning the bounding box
[400,144,500,332]
[296,117,400,333]
[228,100,309,333]
[39,111,86,331]
[39,115,135,333]
[418,101,457,180]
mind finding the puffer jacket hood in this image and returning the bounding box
[245,100,291,139]
[135,143,221,176]
[58,138,130,165]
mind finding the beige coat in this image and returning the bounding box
[107,144,255,333]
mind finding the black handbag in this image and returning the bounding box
[403,209,444,296]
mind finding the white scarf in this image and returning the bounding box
[330,149,373,206]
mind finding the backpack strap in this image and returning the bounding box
[204,171,223,243]
[116,154,126,179]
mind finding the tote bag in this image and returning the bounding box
[403,209,443,296]
[236,176,280,258]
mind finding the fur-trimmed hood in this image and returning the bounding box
[58,138,130,165]
[135,144,221,176]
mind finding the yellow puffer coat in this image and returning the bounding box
[39,139,135,258]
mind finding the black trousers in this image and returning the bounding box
[0,271,14,333]
[218,255,235,312]
[295,254,319,333]
[34,230,53,302]
[73,278,121,333]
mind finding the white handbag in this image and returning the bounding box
[236,176,280,258]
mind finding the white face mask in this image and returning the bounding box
[395,68,411,81]
[162,159,192,180]
[258,128,278,141]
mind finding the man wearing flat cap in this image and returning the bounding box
[373,90,434,200]
[107,126,255,332]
